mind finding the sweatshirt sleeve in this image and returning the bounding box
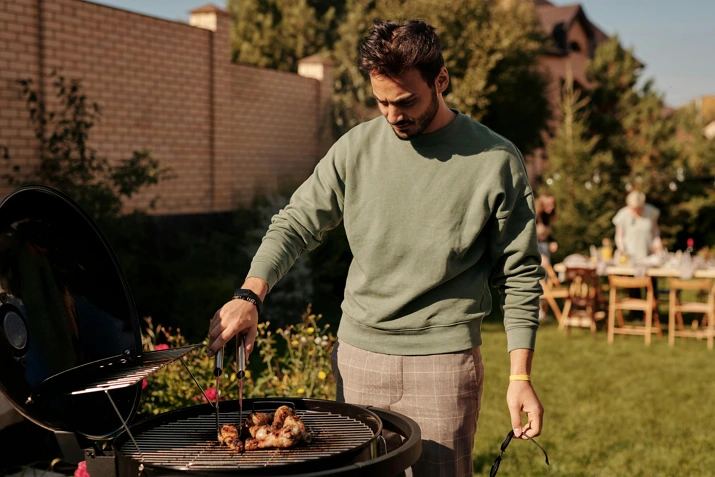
[488,146,544,352]
[247,142,347,292]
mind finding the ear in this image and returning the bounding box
[435,67,449,94]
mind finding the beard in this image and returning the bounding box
[390,88,440,141]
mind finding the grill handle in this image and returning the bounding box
[251,400,296,413]
[377,435,388,456]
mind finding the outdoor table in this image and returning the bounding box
[553,262,715,278]
[554,260,715,339]
[604,266,715,279]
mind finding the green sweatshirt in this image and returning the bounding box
[247,110,544,355]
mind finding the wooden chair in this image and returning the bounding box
[668,278,714,350]
[607,275,662,345]
[560,268,606,338]
[540,263,569,323]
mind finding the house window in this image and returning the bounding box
[570,41,582,52]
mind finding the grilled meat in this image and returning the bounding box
[245,411,273,427]
[221,407,311,451]
[282,414,312,443]
[218,424,244,452]
[248,424,273,439]
[244,408,311,450]
[244,427,301,451]
[272,405,294,429]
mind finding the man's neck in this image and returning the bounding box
[423,102,457,135]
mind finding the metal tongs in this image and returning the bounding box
[214,345,223,436]
[214,333,247,437]
[237,333,246,419]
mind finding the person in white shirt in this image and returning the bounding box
[612,191,663,260]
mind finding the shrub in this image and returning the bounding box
[1,72,169,224]
[139,305,336,416]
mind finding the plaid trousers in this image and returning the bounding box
[331,339,484,477]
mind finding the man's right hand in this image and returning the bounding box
[208,278,268,357]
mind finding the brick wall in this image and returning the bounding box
[0,0,331,215]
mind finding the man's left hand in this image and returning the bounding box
[506,381,544,439]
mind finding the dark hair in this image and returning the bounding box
[359,18,445,85]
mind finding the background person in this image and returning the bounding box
[535,193,558,267]
[613,190,663,260]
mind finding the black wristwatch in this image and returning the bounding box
[232,288,263,315]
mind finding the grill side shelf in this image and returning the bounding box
[30,345,201,401]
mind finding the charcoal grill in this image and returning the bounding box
[0,186,421,476]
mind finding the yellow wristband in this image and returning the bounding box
[509,374,531,382]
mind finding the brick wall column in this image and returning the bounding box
[190,5,232,211]
[297,54,335,159]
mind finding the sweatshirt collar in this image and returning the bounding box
[406,109,466,147]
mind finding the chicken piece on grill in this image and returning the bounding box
[248,424,273,440]
[244,411,311,451]
[243,411,273,430]
[240,411,274,440]
[282,414,312,443]
[272,405,295,430]
[218,424,245,452]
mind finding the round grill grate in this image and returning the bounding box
[119,410,375,470]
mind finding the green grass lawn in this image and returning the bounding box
[473,319,715,476]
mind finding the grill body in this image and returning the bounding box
[0,187,422,476]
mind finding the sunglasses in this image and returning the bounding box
[489,430,550,477]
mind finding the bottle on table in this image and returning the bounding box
[601,238,613,261]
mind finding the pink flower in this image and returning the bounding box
[155,344,169,351]
[141,379,148,390]
[195,387,218,403]
[74,461,90,477]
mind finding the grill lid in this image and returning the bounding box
[0,185,142,438]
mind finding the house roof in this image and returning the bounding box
[536,5,646,76]
[591,22,609,44]
[534,2,614,59]
[536,3,583,38]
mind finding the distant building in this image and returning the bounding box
[704,121,715,140]
[695,95,715,139]
[534,1,609,107]
[529,0,613,182]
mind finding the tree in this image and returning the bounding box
[667,105,715,247]
[1,72,168,224]
[332,0,550,153]
[584,37,715,251]
[228,0,550,154]
[228,0,336,72]
[545,68,614,257]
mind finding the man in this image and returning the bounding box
[209,19,544,477]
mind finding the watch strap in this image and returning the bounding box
[232,288,263,315]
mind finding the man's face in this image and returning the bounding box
[370,68,440,140]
